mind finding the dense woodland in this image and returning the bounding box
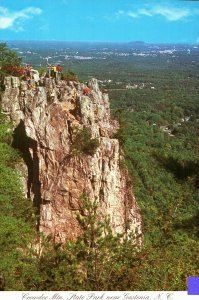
[0,43,198,291]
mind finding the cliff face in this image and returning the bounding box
[1,76,142,243]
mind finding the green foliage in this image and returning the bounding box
[109,68,199,290]
[0,113,12,143]
[0,43,21,70]
[0,111,37,290]
[62,69,77,81]
[37,67,46,76]
[0,43,23,77]
[30,196,139,291]
[72,126,100,156]
[0,216,36,290]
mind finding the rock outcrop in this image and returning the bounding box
[1,76,142,243]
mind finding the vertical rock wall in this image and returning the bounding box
[1,76,142,243]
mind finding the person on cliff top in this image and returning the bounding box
[56,64,63,79]
[50,65,57,79]
[53,65,57,78]
[24,64,33,80]
[25,64,32,73]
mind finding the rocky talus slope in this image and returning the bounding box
[1,76,142,243]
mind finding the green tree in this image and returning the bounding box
[0,43,21,68]
[34,195,139,291]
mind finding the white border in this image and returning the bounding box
[0,291,198,300]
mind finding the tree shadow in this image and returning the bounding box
[154,153,199,186]
[12,120,41,228]
[174,211,199,239]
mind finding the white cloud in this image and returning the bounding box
[116,5,194,22]
[0,17,13,29]
[0,6,42,30]
[117,10,124,15]
[127,12,138,18]
[137,8,153,17]
[114,10,125,18]
[152,6,191,21]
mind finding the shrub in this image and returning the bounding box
[34,195,138,291]
[72,127,100,156]
[0,43,21,68]
[1,66,25,77]
[62,69,78,81]
[37,67,46,76]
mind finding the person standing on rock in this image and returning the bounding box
[56,65,63,80]
[52,65,57,79]
[25,64,33,79]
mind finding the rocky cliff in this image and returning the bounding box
[1,76,142,243]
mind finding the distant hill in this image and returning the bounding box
[128,41,147,45]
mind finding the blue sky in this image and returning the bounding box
[0,0,199,43]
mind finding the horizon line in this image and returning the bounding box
[1,39,199,45]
